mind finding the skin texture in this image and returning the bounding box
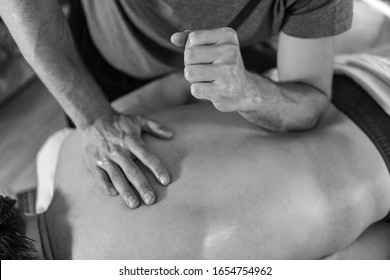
[171,28,334,131]
[0,0,173,207]
[48,102,390,259]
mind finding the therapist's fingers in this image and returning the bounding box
[101,159,140,209]
[170,30,191,48]
[185,44,240,65]
[112,151,156,206]
[184,45,220,65]
[190,83,216,100]
[184,28,239,48]
[138,116,173,139]
[184,64,221,83]
[127,138,170,186]
[92,165,118,196]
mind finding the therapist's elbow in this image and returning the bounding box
[239,92,330,132]
[279,93,331,132]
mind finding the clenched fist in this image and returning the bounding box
[171,27,253,112]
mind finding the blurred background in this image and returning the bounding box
[0,0,389,196]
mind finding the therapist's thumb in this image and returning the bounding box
[170,30,191,48]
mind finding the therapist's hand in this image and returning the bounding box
[171,28,250,112]
[80,112,173,208]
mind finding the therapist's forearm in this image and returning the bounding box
[0,0,113,129]
[238,72,330,132]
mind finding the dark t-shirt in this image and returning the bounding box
[81,0,353,78]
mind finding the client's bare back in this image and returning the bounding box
[49,104,390,259]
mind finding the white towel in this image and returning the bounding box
[35,128,73,214]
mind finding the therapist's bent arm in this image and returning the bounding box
[238,32,334,132]
[172,29,333,132]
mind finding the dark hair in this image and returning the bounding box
[0,195,37,260]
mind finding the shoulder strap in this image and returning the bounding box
[228,0,262,30]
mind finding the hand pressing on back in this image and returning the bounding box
[81,111,173,209]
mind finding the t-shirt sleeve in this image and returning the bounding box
[282,0,353,38]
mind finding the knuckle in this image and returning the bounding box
[109,147,120,157]
[188,31,199,44]
[213,102,230,112]
[136,182,150,194]
[184,48,193,63]
[227,44,240,61]
[184,66,193,81]
[126,165,140,178]
[104,157,114,165]
[100,160,113,171]
[132,176,150,192]
[222,27,236,37]
[221,27,231,34]
[111,171,123,183]
[96,156,111,167]
[212,89,223,102]
[191,84,201,98]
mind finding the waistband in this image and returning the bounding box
[37,213,54,260]
[332,75,390,222]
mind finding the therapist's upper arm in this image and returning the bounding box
[277,31,334,98]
